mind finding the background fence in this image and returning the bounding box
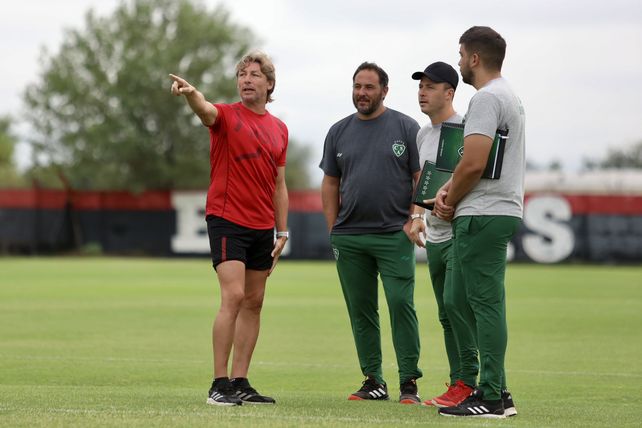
[2,170,642,263]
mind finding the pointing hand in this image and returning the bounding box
[169,74,195,96]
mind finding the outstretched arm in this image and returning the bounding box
[169,73,218,127]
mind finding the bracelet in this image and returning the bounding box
[276,231,289,239]
[410,213,423,221]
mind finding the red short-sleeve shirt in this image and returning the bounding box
[206,102,288,229]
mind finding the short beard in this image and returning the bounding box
[461,69,473,85]
[353,94,383,116]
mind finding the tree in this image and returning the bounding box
[24,0,255,191]
[548,159,563,171]
[284,138,313,190]
[0,116,26,187]
[600,141,642,169]
[582,140,642,170]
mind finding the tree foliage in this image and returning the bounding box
[284,138,313,190]
[583,140,642,170]
[0,116,26,187]
[599,141,642,169]
[24,0,255,190]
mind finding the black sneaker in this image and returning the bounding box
[502,389,517,417]
[207,377,243,406]
[399,378,420,404]
[438,389,505,418]
[230,377,276,404]
[348,376,389,401]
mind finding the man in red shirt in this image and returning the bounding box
[170,51,288,406]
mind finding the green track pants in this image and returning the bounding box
[331,231,423,385]
[446,215,520,400]
[425,239,461,385]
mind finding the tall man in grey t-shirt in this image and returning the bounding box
[320,62,423,404]
[435,26,525,419]
[406,61,475,408]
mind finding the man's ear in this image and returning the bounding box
[446,88,455,102]
[471,52,481,68]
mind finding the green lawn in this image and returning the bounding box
[0,258,641,427]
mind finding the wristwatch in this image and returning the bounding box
[276,231,289,239]
[410,213,423,221]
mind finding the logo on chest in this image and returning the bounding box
[392,140,406,157]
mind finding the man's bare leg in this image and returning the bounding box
[230,268,269,378]
[212,260,246,378]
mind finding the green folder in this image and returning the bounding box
[435,122,508,179]
[413,160,451,210]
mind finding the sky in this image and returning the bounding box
[2,0,642,186]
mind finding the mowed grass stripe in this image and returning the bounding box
[2,354,641,378]
[1,258,641,427]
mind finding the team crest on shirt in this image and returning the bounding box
[392,140,406,157]
[458,146,465,157]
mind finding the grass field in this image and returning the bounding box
[1,258,641,427]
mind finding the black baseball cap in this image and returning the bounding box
[411,61,458,90]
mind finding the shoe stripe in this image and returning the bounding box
[363,388,387,399]
[467,405,490,414]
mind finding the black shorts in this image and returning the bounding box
[206,215,274,271]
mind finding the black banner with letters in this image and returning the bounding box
[1,189,641,263]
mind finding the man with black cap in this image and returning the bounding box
[407,62,474,408]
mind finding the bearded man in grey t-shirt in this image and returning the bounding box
[434,26,525,419]
[320,62,423,405]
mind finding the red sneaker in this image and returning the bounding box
[430,380,473,408]
[426,383,455,407]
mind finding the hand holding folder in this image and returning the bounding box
[413,161,451,209]
[435,122,508,179]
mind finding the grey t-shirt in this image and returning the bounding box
[319,108,420,234]
[416,113,462,243]
[457,77,526,218]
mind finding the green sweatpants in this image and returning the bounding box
[425,239,461,385]
[331,231,423,385]
[446,215,520,400]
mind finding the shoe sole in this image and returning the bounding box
[439,412,506,419]
[504,407,517,417]
[421,400,435,406]
[241,400,276,405]
[431,399,455,408]
[399,399,420,404]
[348,395,389,401]
[206,398,242,406]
